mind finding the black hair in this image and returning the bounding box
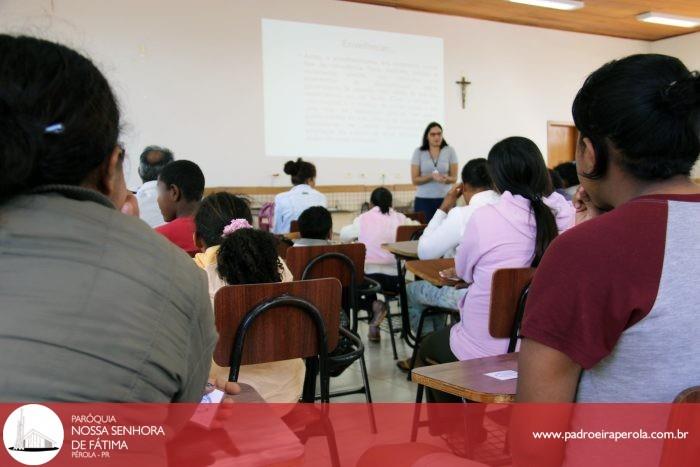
[195,192,252,247]
[461,158,492,189]
[158,160,205,202]
[549,169,565,190]
[419,122,449,151]
[297,206,332,240]
[138,145,174,183]
[283,158,317,185]
[0,35,120,204]
[487,137,557,268]
[572,54,700,181]
[553,162,578,188]
[217,229,282,285]
[370,187,393,214]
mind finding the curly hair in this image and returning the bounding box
[195,192,252,247]
[217,228,282,285]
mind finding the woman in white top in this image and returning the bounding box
[418,158,500,259]
[272,158,327,234]
[411,122,459,223]
[340,187,418,341]
[403,159,500,354]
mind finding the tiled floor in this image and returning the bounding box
[329,311,419,403]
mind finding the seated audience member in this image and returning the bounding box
[155,160,204,255]
[418,137,575,402]
[272,158,327,234]
[339,187,419,341]
[294,205,334,246]
[418,158,499,259]
[0,35,217,401]
[194,192,292,285]
[516,54,700,407]
[206,221,304,403]
[549,168,573,201]
[135,145,174,227]
[400,159,499,364]
[554,161,579,199]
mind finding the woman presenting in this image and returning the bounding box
[411,122,459,222]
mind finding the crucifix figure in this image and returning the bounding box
[455,76,472,109]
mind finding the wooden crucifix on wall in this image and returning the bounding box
[456,76,472,109]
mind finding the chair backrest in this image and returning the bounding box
[285,243,366,286]
[404,211,426,224]
[660,386,700,466]
[213,278,341,370]
[488,268,536,349]
[290,219,300,233]
[274,235,294,259]
[396,224,427,242]
[674,386,700,403]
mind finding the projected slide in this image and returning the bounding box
[262,19,444,159]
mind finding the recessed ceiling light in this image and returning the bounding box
[508,0,584,11]
[637,12,700,28]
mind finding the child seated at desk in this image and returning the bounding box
[340,187,418,341]
[293,206,334,246]
[193,192,301,403]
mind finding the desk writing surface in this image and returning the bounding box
[381,241,419,258]
[405,258,458,287]
[210,383,304,466]
[411,353,518,403]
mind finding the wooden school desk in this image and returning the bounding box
[169,383,305,467]
[411,353,518,403]
[405,258,460,287]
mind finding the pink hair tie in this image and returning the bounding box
[222,218,253,237]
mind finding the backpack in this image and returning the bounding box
[258,202,274,232]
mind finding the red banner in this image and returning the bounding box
[1,403,698,466]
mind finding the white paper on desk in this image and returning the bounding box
[484,370,518,381]
[191,389,225,427]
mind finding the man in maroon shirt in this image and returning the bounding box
[155,160,205,255]
[512,54,700,466]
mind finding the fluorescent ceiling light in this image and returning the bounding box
[637,12,700,28]
[508,0,584,11]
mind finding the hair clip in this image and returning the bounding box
[222,218,253,237]
[44,123,65,134]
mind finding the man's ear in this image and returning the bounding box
[578,137,597,175]
[170,184,182,203]
[96,147,123,197]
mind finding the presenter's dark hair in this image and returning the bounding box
[420,122,449,150]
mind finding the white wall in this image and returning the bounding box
[0,0,652,187]
[651,32,700,178]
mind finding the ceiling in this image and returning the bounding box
[343,0,700,41]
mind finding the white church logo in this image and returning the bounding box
[3,404,63,465]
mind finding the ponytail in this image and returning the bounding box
[487,137,559,267]
[370,187,393,214]
[529,197,558,267]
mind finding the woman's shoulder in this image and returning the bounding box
[411,147,425,159]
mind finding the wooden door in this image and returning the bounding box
[547,121,578,168]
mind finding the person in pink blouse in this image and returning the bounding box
[417,136,575,402]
